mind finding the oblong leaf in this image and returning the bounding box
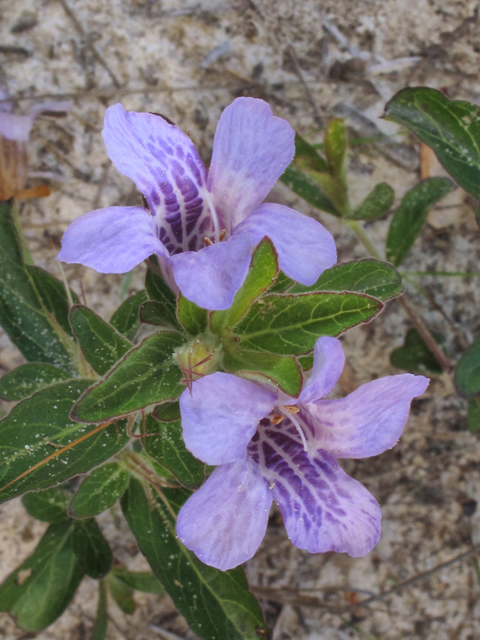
[0,380,129,503]
[384,87,480,198]
[280,166,341,216]
[0,520,83,631]
[140,300,180,328]
[72,331,185,423]
[69,462,129,518]
[110,290,148,340]
[386,178,455,267]
[223,350,303,397]
[210,238,278,336]
[145,413,204,489]
[121,477,269,640]
[288,258,403,301]
[350,182,394,220]
[0,363,72,401]
[234,291,383,355]
[145,261,181,330]
[22,487,70,523]
[72,518,112,579]
[390,328,443,375]
[455,335,480,398]
[69,305,132,376]
[177,295,207,335]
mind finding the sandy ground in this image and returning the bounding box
[1,1,480,638]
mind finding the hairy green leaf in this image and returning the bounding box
[72,518,112,579]
[289,258,404,301]
[69,305,132,376]
[384,87,480,198]
[0,363,72,401]
[350,183,395,220]
[0,380,129,503]
[22,487,70,523]
[145,261,181,330]
[110,568,164,594]
[390,328,443,375]
[234,292,383,355]
[223,350,303,397]
[121,477,269,640]
[386,178,455,267]
[0,520,83,631]
[69,462,129,518]
[177,295,207,335]
[455,335,480,398]
[110,290,148,341]
[280,166,341,216]
[72,331,185,423]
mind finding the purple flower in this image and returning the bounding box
[57,98,336,310]
[176,337,429,570]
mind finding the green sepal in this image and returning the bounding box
[110,290,148,341]
[223,350,303,397]
[233,291,383,355]
[72,518,112,579]
[455,335,480,398]
[177,294,208,335]
[390,328,443,375]
[0,520,84,631]
[384,87,480,199]
[121,477,270,640]
[22,487,70,523]
[386,178,456,267]
[145,412,204,489]
[71,331,185,423]
[69,305,132,376]
[0,380,129,503]
[211,238,278,336]
[0,362,73,401]
[288,258,404,301]
[68,462,129,518]
[350,183,394,220]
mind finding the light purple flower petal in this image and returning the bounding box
[299,337,345,404]
[207,97,295,231]
[250,425,381,556]
[307,374,430,459]
[102,104,212,255]
[170,233,252,310]
[176,456,272,571]
[57,206,168,273]
[180,371,277,465]
[234,203,337,286]
[0,112,34,142]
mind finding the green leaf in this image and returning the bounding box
[152,400,181,422]
[22,487,70,523]
[0,520,83,631]
[467,398,480,434]
[280,166,341,216]
[139,300,179,328]
[390,328,443,374]
[177,295,207,335]
[324,118,348,178]
[455,335,480,398]
[28,265,79,336]
[145,413,204,489]
[68,462,129,518]
[268,271,295,293]
[121,477,269,640]
[110,290,148,341]
[145,261,181,330]
[72,332,185,423]
[0,362,72,401]
[233,292,383,355]
[350,183,395,220]
[223,350,303,397]
[293,133,330,173]
[0,201,77,374]
[69,305,132,376]
[91,580,109,640]
[72,518,112,579]
[211,239,278,335]
[298,354,314,371]
[384,87,480,198]
[107,572,136,614]
[0,380,129,503]
[110,568,164,594]
[386,178,456,267]
[288,258,404,301]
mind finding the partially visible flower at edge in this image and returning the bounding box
[57,97,337,310]
[0,88,72,201]
[177,336,429,571]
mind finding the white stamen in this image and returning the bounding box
[279,405,308,452]
[204,190,220,244]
